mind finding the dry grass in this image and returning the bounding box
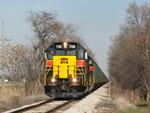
[94,85,137,113]
[0,84,49,112]
[0,86,20,112]
[95,97,136,113]
[95,99,116,109]
[114,96,136,110]
[95,99,118,113]
[109,85,139,113]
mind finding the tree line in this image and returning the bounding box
[108,2,150,101]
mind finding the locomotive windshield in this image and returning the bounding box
[46,48,54,60]
[47,51,53,59]
[77,49,84,59]
[66,50,76,55]
[55,50,65,55]
[55,49,76,56]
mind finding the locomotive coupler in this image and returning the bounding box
[61,85,67,91]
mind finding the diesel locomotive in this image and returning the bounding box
[44,42,108,98]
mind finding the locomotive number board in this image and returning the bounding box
[54,42,77,49]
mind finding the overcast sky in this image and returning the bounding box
[0,0,149,75]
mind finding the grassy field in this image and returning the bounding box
[0,84,49,112]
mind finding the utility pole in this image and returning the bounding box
[0,20,11,87]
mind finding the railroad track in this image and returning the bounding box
[5,99,77,113]
[46,99,76,113]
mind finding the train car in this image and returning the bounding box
[44,42,108,98]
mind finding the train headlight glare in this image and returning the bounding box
[63,42,67,48]
[51,78,56,82]
[72,78,77,83]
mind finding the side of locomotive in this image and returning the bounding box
[44,42,108,98]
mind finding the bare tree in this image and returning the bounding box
[108,2,150,101]
[4,44,29,82]
[26,11,59,94]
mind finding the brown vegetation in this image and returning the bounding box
[108,1,150,103]
[4,44,29,82]
[0,84,49,112]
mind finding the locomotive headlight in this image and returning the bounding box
[72,78,77,83]
[51,78,56,82]
[63,42,68,48]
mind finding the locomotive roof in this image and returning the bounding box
[45,42,85,51]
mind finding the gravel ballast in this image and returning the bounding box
[62,83,111,113]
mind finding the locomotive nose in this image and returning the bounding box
[53,56,76,79]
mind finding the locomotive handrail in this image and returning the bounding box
[53,65,76,78]
[67,65,76,78]
[76,66,86,85]
[45,66,53,77]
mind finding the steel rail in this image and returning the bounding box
[45,99,76,113]
[5,99,54,113]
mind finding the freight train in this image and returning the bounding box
[44,42,108,98]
